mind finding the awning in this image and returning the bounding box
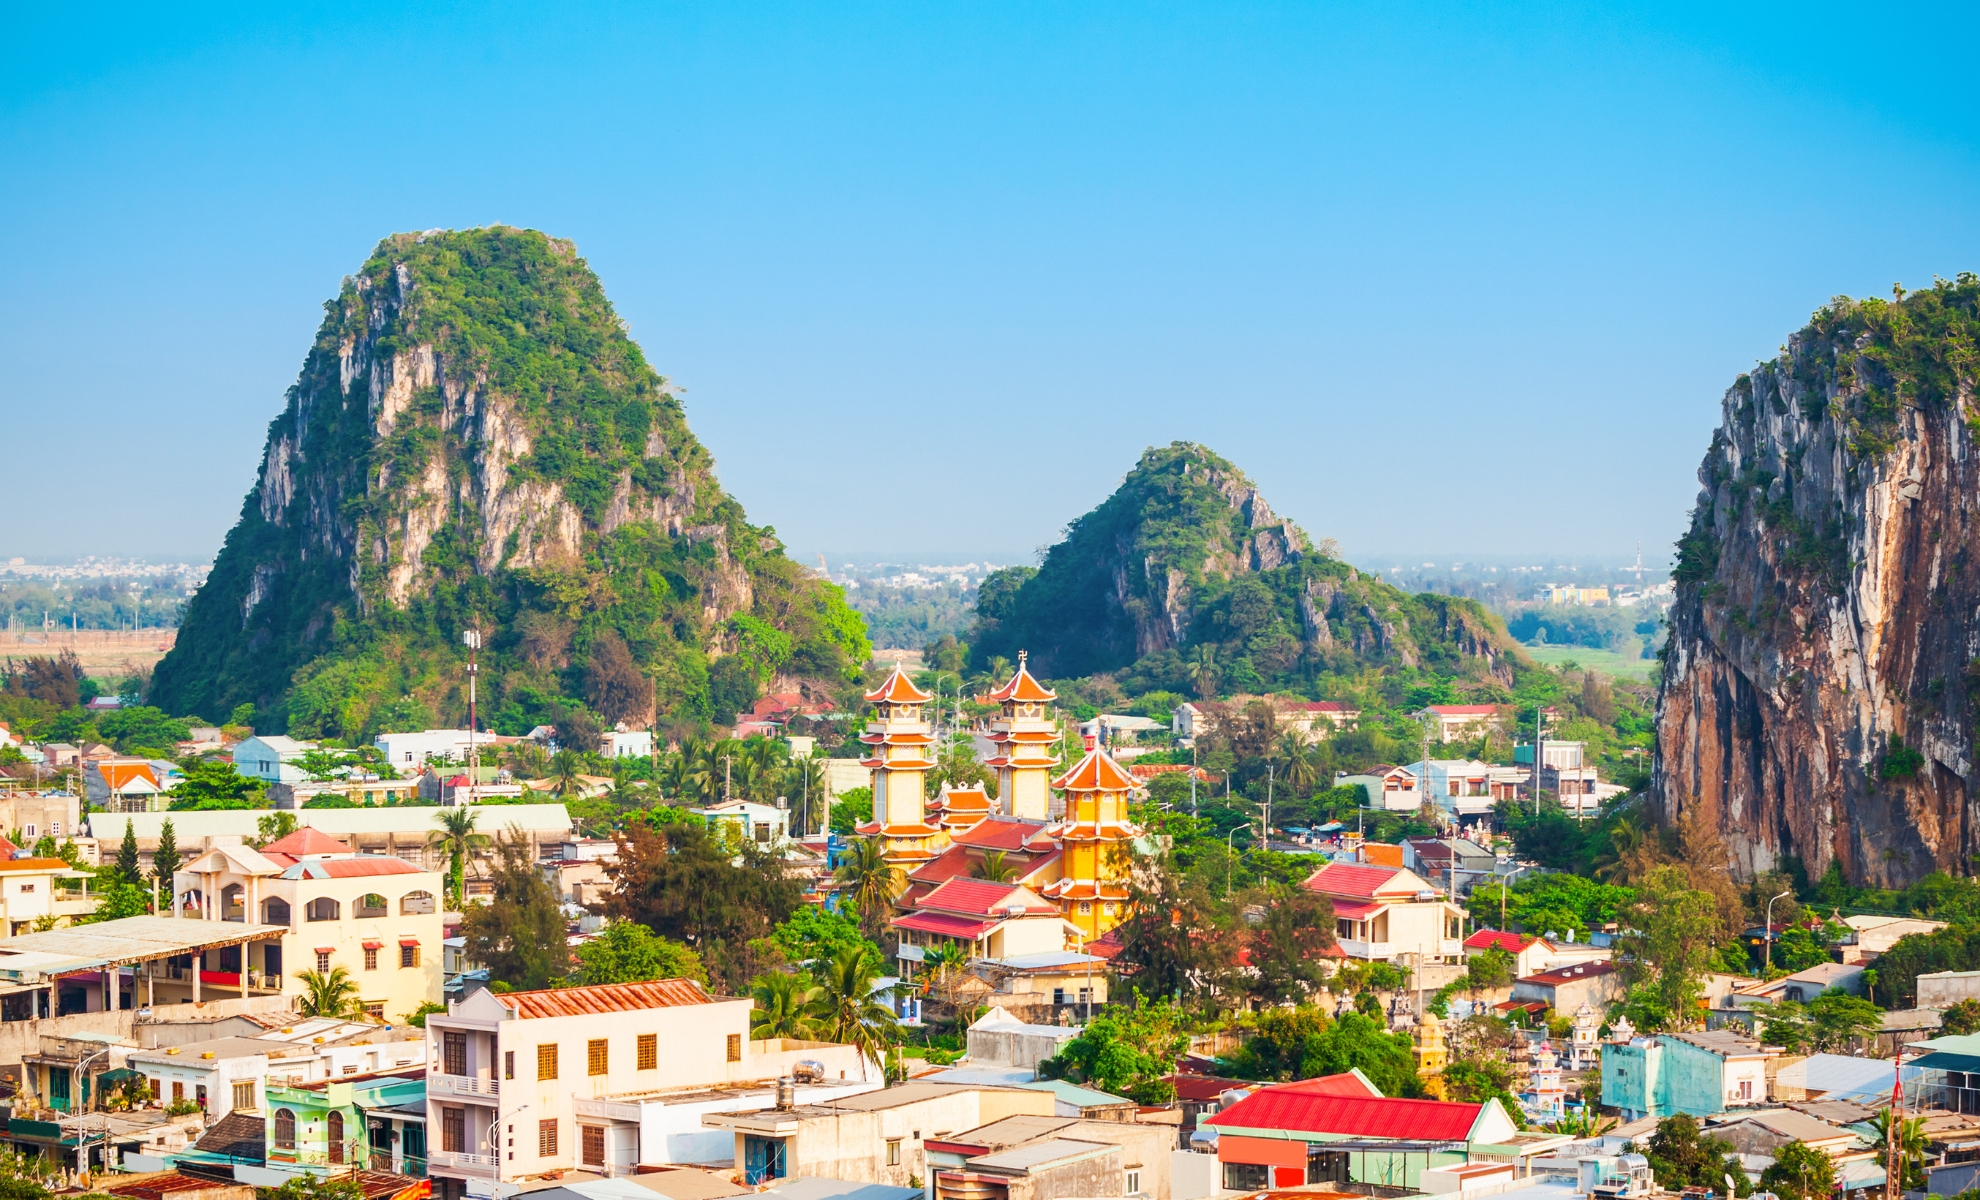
[894,911,998,939]
[362,941,383,950]
[399,937,419,947]
[315,946,334,954]
[1910,1051,1980,1072]
[1330,900,1387,920]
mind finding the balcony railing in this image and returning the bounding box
[428,1150,498,1178]
[428,1074,499,1099]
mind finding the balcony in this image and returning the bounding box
[428,1150,498,1178]
[428,1074,499,1100]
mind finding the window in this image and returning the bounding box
[363,1002,384,1021]
[1102,902,1115,915]
[726,1034,742,1063]
[538,1119,559,1157]
[364,947,378,971]
[22,825,32,839]
[263,898,292,925]
[1737,1079,1753,1100]
[172,1081,184,1102]
[315,951,331,973]
[441,1108,464,1153]
[538,1044,558,1080]
[273,1109,297,1150]
[328,1112,345,1164]
[401,943,420,968]
[886,1139,901,1166]
[150,1078,161,1102]
[443,1032,467,1076]
[50,823,58,836]
[1223,1164,1269,1191]
[504,1050,515,1080]
[1078,901,1092,914]
[588,1039,608,1076]
[355,893,387,918]
[1127,1171,1141,1195]
[233,1081,254,1111]
[196,1085,207,1109]
[17,884,31,895]
[637,1034,657,1070]
[306,897,340,921]
[402,890,436,914]
[1052,988,1066,1005]
[582,1125,606,1167]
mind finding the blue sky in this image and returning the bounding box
[5,4,1978,567]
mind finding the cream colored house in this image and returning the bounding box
[1302,861,1466,964]
[0,856,98,936]
[423,978,871,1196]
[171,827,444,1021]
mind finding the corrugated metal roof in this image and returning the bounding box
[285,857,424,879]
[1206,1086,1483,1141]
[499,978,713,1018]
[967,1137,1113,1171]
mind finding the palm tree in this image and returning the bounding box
[786,756,827,834]
[919,942,973,1014]
[750,972,824,1040]
[1275,732,1319,793]
[428,807,490,907]
[1185,646,1221,700]
[811,945,899,1079]
[833,839,905,940]
[1871,1108,1928,1190]
[973,850,1017,884]
[550,749,585,797]
[1593,812,1650,883]
[296,966,361,1018]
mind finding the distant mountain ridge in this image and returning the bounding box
[153,227,867,738]
[970,442,1517,692]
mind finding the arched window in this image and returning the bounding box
[220,884,245,921]
[401,890,436,915]
[305,898,340,922]
[327,1112,344,1164]
[262,897,292,926]
[355,894,387,918]
[273,1109,296,1150]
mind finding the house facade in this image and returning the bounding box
[893,880,1079,978]
[1412,705,1503,743]
[1301,862,1465,964]
[1203,1079,1520,1192]
[1334,766,1420,812]
[231,737,319,786]
[84,758,169,812]
[1600,1030,1776,1120]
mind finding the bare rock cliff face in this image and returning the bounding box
[1655,279,1980,886]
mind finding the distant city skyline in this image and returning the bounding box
[7,6,1979,562]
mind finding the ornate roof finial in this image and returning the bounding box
[1018,650,1028,663]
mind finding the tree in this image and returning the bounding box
[769,905,877,969]
[296,966,361,1018]
[1039,999,1190,1104]
[809,945,897,1079]
[551,749,585,797]
[569,921,707,987]
[1618,866,1723,1027]
[602,820,804,993]
[167,760,265,809]
[251,811,298,848]
[1465,947,1516,991]
[1944,998,1980,1036]
[115,822,142,885]
[460,832,570,991]
[1247,888,1337,1004]
[1870,1108,1928,1191]
[151,817,182,889]
[750,971,823,1039]
[828,787,873,834]
[1807,989,1884,1052]
[974,850,1016,884]
[1114,853,1239,1005]
[833,838,904,942]
[1642,1115,1749,1195]
[428,807,490,908]
[80,876,152,923]
[1758,1141,1834,1200]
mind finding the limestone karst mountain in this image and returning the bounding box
[152,228,867,739]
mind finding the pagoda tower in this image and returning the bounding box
[1414,1010,1449,1101]
[984,652,1060,821]
[854,664,950,867]
[1042,735,1141,942]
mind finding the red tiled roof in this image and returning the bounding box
[1053,747,1138,792]
[1165,1074,1258,1102]
[294,857,423,879]
[260,828,353,856]
[909,845,979,884]
[499,978,712,1018]
[987,660,1057,703]
[1206,1087,1483,1141]
[955,817,1051,851]
[1329,899,1385,921]
[1464,930,1543,953]
[865,665,933,704]
[1128,764,1215,781]
[894,911,999,939]
[1287,701,1357,713]
[1518,962,1617,987]
[920,878,1057,917]
[1302,862,1420,900]
[1087,928,1125,960]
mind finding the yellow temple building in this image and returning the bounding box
[853,664,950,867]
[983,652,1059,821]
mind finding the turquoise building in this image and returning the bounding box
[1600,1031,1774,1120]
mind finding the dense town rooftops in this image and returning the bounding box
[1206,1086,1486,1141]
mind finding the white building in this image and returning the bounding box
[1335,765,1420,811]
[373,730,484,771]
[128,1018,427,1116]
[1412,759,1501,819]
[230,736,319,785]
[1302,861,1466,964]
[1411,705,1503,743]
[600,729,653,759]
[691,799,790,847]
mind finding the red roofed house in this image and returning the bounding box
[172,827,446,1021]
[1411,705,1505,743]
[1462,930,1557,979]
[891,879,1081,971]
[1301,862,1465,964]
[1509,961,1623,1012]
[1204,1079,1518,1192]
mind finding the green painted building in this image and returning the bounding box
[266,1071,427,1177]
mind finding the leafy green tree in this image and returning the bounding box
[115,822,142,885]
[1222,1006,1421,1099]
[167,760,265,809]
[461,833,571,991]
[828,787,873,834]
[80,876,152,923]
[569,921,706,986]
[1758,1141,1833,1200]
[151,817,182,889]
[832,838,904,942]
[1040,998,1190,1104]
[809,945,897,1079]
[266,1166,365,1200]
[1642,1115,1750,1195]
[404,1001,446,1027]
[1442,1059,1526,1125]
[1115,852,1239,1005]
[1618,866,1723,1026]
[1247,887,1337,1005]
[296,966,361,1018]
[1807,990,1883,1051]
[749,971,823,1039]
[1943,998,1980,1035]
[769,906,876,969]
[1465,947,1516,991]
[251,811,298,848]
[603,820,804,994]
[96,706,190,755]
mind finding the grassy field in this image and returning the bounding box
[1519,643,1657,681]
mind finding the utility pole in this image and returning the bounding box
[1532,705,1546,816]
[463,630,481,806]
[1265,763,1274,853]
[1190,743,1198,818]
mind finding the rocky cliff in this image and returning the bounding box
[1656,277,1980,886]
[972,442,1518,689]
[153,228,868,737]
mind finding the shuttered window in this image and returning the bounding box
[726,1034,741,1062]
[637,1034,657,1070]
[587,1039,608,1076]
[538,1118,559,1157]
[537,1044,558,1080]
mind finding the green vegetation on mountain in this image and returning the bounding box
[152,228,868,739]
